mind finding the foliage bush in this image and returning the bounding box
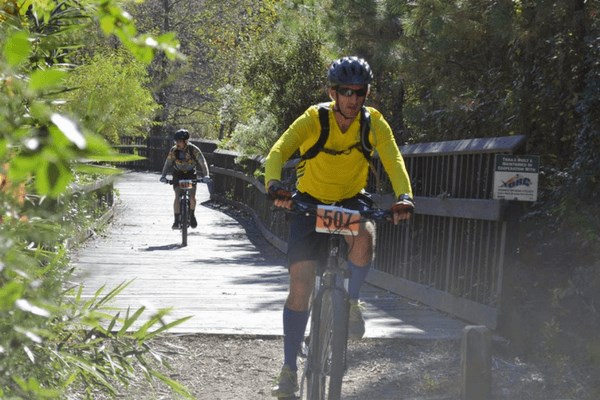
[221,25,326,156]
[62,50,160,144]
[1,1,191,398]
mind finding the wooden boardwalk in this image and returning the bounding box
[71,171,467,339]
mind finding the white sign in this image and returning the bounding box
[493,155,539,202]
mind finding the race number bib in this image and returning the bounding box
[315,205,360,236]
[178,179,193,189]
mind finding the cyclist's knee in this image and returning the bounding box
[287,261,316,310]
[347,231,374,250]
[362,220,375,237]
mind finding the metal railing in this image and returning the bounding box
[209,135,526,329]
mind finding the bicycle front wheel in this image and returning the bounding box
[181,196,188,247]
[307,287,348,400]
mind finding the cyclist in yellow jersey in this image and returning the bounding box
[265,56,414,398]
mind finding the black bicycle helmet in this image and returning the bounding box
[174,129,190,141]
[327,56,373,87]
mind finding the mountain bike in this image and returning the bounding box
[280,199,390,400]
[165,178,198,247]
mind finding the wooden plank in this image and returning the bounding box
[414,197,506,220]
[400,135,527,156]
[70,171,468,338]
[368,269,497,330]
[359,193,507,221]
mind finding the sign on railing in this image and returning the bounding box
[493,155,539,202]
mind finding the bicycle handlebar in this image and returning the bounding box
[277,199,392,222]
[162,177,211,185]
[164,179,196,185]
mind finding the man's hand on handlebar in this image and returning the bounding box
[391,194,415,225]
[199,176,212,184]
[267,180,293,209]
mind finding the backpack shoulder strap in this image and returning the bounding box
[359,106,373,160]
[300,103,372,161]
[186,144,200,164]
[300,102,331,161]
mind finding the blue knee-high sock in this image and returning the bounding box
[283,306,309,371]
[347,261,371,300]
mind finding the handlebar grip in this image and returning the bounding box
[392,194,415,214]
[268,185,292,201]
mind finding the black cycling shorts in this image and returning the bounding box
[286,191,373,267]
[172,170,196,188]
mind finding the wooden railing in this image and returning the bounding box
[114,136,218,172]
[65,173,118,248]
[208,136,526,329]
[113,133,526,329]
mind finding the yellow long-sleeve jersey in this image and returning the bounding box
[265,102,413,204]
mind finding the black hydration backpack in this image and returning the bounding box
[299,102,373,162]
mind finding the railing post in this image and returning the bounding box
[461,325,492,400]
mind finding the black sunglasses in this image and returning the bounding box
[336,87,368,97]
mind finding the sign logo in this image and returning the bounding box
[501,174,532,188]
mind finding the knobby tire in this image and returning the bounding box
[307,287,348,400]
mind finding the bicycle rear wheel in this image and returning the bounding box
[181,196,188,247]
[307,287,348,400]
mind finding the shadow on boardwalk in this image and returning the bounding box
[71,171,467,339]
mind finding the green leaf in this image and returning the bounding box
[0,281,24,311]
[158,32,177,43]
[131,309,168,338]
[106,312,120,332]
[59,353,117,395]
[28,101,52,121]
[80,132,113,155]
[35,157,73,197]
[146,315,193,339]
[29,69,67,92]
[117,306,145,335]
[99,15,115,34]
[149,370,194,399]
[50,114,86,149]
[121,36,154,64]
[9,154,39,181]
[3,31,31,67]
[92,281,131,309]
[0,139,6,159]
